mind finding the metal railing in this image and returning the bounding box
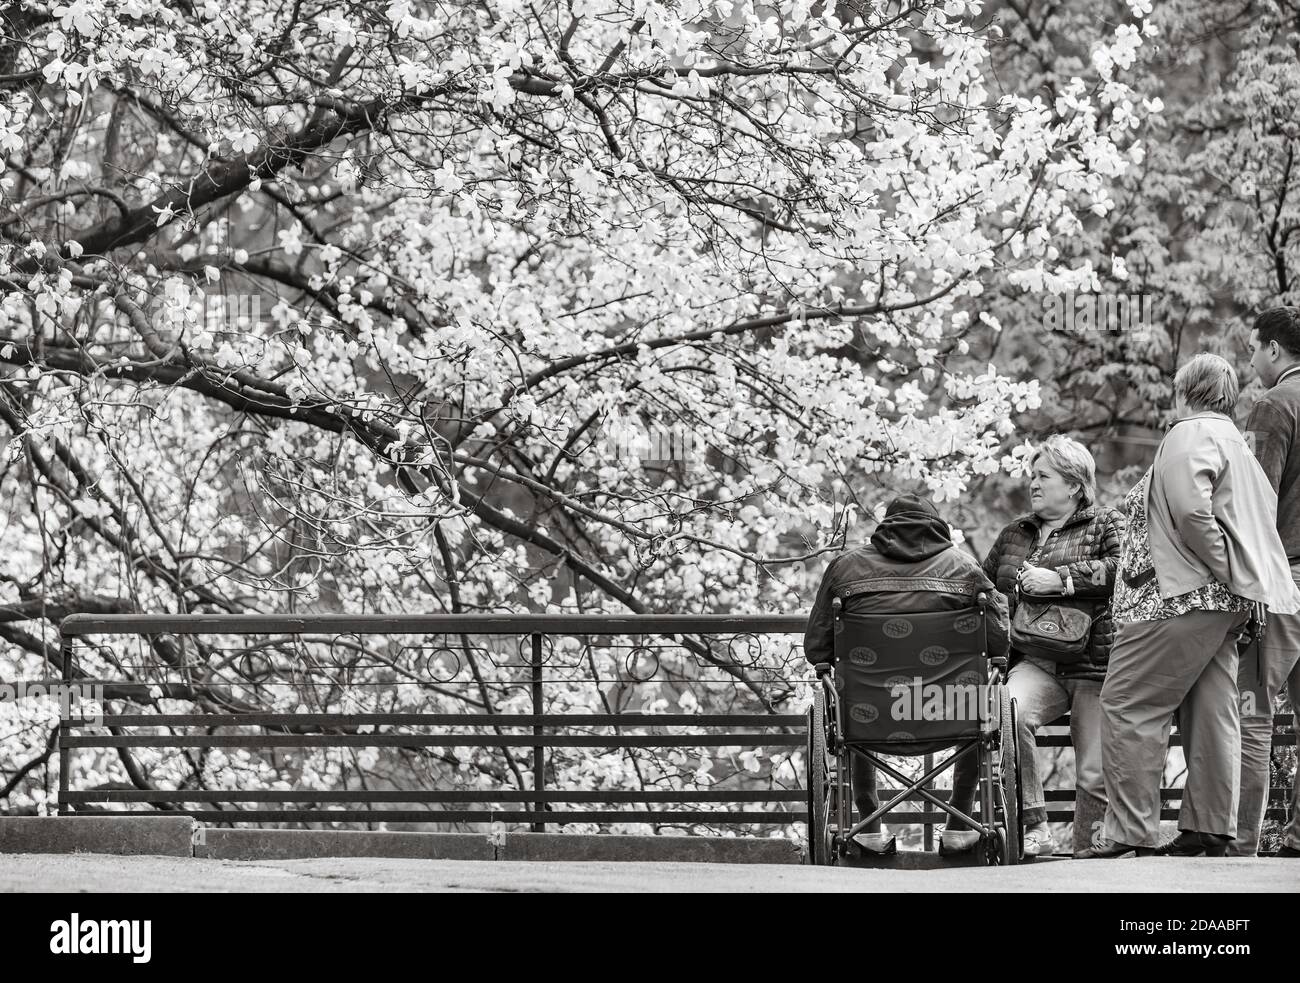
[56,613,810,830]
[49,612,1296,837]
[1033,714,1295,824]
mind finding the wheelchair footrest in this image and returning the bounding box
[838,847,987,870]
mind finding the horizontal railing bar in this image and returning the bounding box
[78,786,1275,806]
[1038,811,1300,822]
[63,734,808,748]
[66,810,804,823]
[1046,810,1202,822]
[1044,789,1181,800]
[1041,788,1290,801]
[62,789,807,804]
[60,613,808,636]
[1034,735,1295,747]
[58,707,1294,741]
[1039,715,1293,730]
[61,734,1289,751]
[56,706,1299,737]
[1034,735,1190,747]
[80,713,809,728]
[61,805,1292,823]
[71,806,1161,824]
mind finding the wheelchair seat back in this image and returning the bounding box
[833,605,992,754]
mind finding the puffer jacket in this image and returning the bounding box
[981,503,1124,682]
[805,504,1010,665]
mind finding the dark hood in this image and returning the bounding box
[869,495,952,562]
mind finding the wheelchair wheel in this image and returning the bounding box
[1010,697,1025,861]
[996,686,1021,865]
[807,684,833,865]
[995,828,1011,866]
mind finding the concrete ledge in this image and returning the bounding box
[0,818,800,865]
[832,849,1067,869]
[193,828,493,862]
[497,833,801,864]
[0,816,194,857]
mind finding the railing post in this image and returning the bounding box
[531,632,545,833]
[58,633,72,816]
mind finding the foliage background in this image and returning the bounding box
[0,0,1293,846]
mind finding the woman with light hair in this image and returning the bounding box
[1083,353,1300,858]
[979,434,1123,858]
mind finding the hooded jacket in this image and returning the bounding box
[803,498,1010,666]
[1147,412,1300,615]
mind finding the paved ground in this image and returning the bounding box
[1,853,1296,892]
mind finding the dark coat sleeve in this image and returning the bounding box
[1245,397,1292,495]
[988,587,1011,658]
[803,555,841,666]
[1056,508,1124,598]
[981,526,1017,632]
[973,564,1011,658]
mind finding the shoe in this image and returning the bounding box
[1274,845,1300,858]
[1076,833,1157,859]
[1154,831,1231,858]
[1022,821,1052,857]
[1075,824,1157,859]
[938,828,981,855]
[1077,840,1142,859]
[850,832,897,856]
[1074,819,1106,859]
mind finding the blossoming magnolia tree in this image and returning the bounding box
[926,0,1300,567]
[0,0,1152,824]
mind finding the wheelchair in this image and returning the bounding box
[806,592,1024,866]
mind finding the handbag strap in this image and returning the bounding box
[1247,600,1267,642]
[1122,566,1157,589]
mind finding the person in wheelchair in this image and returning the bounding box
[805,495,1010,856]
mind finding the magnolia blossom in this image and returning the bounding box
[0,0,1157,823]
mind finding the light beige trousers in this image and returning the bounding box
[1100,609,1247,848]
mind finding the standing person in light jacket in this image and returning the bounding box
[1083,354,1300,859]
[1233,307,1300,858]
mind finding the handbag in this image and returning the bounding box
[1010,586,1096,663]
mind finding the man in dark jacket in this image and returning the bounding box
[1236,306,1300,857]
[804,495,1010,854]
